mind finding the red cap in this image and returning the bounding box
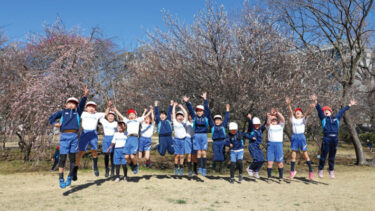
[294,108,303,113]
[322,106,332,112]
[57,145,60,150]
[127,109,137,115]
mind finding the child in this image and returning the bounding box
[246,113,267,179]
[100,101,118,177]
[367,139,373,153]
[185,114,196,176]
[138,105,155,167]
[266,109,285,182]
[113,107,152,174]
[48,86,87,188]
[286,97,314,180]
[107,121,128,182]
[153,100,174,156]
[183,93,210,176]
[205,96,230,173]
[311,94,357,178]
[74,100,111,179]
[51,146,60,171]
[172,103,188,175]
[226,122,250,184]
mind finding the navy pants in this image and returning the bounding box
[248,143,264,172]
[51,158,59,170]
[212,140,226,161]
[319,135,338,171]
[158,135,174,156]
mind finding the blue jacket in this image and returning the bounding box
[205,100,229,140]
[248,116,268,145]
[154,105,173,136]
[186,101,210,134]
[225,132,251,150]
[49,97,86,132]
[316,103,350,136]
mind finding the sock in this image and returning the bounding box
[174,164,178,169]
[278,168,284,179]
[237,160,243,174]
[306,161,313,172]
[187,162,192,172]
[115,165,120,178]
[197,158,202,168]
[291,161,296,171]
[104,154,109,169]
[267,168,272,178]
[230,162,236,178]
[93,158,98,169]
[59,173,64,179]
[179,164,183,169]
[146,159,151,167]
[193,162,197,173]
[122,164,127,177]
[202,158,207,169]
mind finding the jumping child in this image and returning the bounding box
[51,146,60,171]
[172,103,188,175]
[185,114,197,175]
[138,105,155,167]
[153,101,174,156]
[107,121,128,182]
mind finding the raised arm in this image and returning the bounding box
[154,101,161,124]
[183,96,196,119]
[311,94,324,120]
[305,103,315,119]
[204,98,214,127]
[247,113,253,132]
[104,100,111,118]
[266,113,272,127]
[223,104,230,127]
[167,100,173,121]
[77,85,89,115]
[113,107,125,120]
[149,105,155,123]
[335,99,356,120]
[277,110,285,124]
[172,102,177,120]
[285,97,294,118]
[142,108,152,118]
[260,116,268,132]
[179,104,188,121]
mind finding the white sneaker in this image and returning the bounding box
[254,172,260,179]
[328,170,335,179]
[247,167,253,177]
[318,170,323,178]
[115,178,120,182]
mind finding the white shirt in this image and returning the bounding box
[268,123,285,142]
[291,117,306,134]
[111,132,127,148]
[100,118,118,136]
[185,121,194,138]
[123,117,144,135]
[173,119,187,139]
[81,112,105,130]
[140,122,155,138]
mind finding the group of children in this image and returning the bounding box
[49,88,357,188]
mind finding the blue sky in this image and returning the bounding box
[0,0,244,49]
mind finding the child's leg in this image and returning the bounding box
[277,162,284,179]
[104,153,109,170]
[202,150,207,170]
[145,150,151,167]
[51,158,59,170]
[318,137,330,170]
[290,151,297,172]
[115,165,120,179]
[91,150,99,175]
[328,137,338,171]
[125,155,131,164]
[58,154,67,179]
[186,154,192,173]
[237,159,243,175]
[179,154,184,165]
[130,154,137,165]
[302,151,313,172]
[122,164,127,179]
[110,152,114,175]
[138,151,143,159]
[197,150,202,170]
[75,151,85,166]
[68,153,76,177]
[267,161,273,178]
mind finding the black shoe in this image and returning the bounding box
[105,168,109,177]
[72,166,78,181]
[239,174,243,182]
[94,168,99,177]
[110,168,114,177]
[230,178,234,184]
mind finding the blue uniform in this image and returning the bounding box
[225,132,250,162]
[248,116,267,172]
[49,97,86,154]
[186,100,210,151]
[78,130,98,151]
[102,135,114,153]
[316,103,350,171]
[113,147,127,165]
[154,105,174,155]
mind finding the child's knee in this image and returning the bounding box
[277,162,283,168]
[58,154,67,168]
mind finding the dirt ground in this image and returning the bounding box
[0,165,374,211]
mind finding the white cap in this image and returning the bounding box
[229,122,238,130]
[108,111,116,115]
[86,101,97,107]
[252,117,261,125]
[213,115,222,120]
[195,105,204,111]
[176,111,184,116]
[66,97,79,104]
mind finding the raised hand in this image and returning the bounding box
[310,103,315,108]
[311,94,317,101]
[113,107,118,112]
[182,96,189,102]
[226,104,230,111]
[154,101,158,107]
[149,105,153,110]
[84,85,89,97]
[144,108,148,112]
[285,97,291,105]
[173,102,178,107]
[54,123,61,128]
[201,92,207,100]
[178,104,183,108]
[349,99,357,106]
[170,100,174,106]
[247,113,252,120]
[107,100,112,108]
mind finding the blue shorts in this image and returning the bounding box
[59,132,78,154]
[158,135,174,156]
[139,136,152,152]
[212,140,226,161]
[230,150,244,162]
[124,136,138,155]
[78,130,98,151]
[291,134,307,151]
[113,147,126,165]
[174,138,186,155]
[267,142,284,162]
[102,135,114,153]
[193,133,208,151]
[184,137,193,154]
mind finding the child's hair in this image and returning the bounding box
[145,115,153,122]
[160,111,167,115]
[118,121,126,128]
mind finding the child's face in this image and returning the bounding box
[271,118,278,125]
[160,113,167,120]
[254,124,261,130]
[145,116,151,124]
[107,114,115,122]
[324,110,332,117]
[86,105,96,114]
[214,118,222,126]
[229,130,237,135]
[176,114,184,122]
[65,102,77,110]
[196,110,204,117]
[128,113,136,120]
[117,124,125,132]
[295,110,304,119]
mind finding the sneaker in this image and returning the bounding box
[188,171,192,176]
[110,168,114,177]
[105,168,109,177]
[198,168,202,174]
[289,171,297,179]
[247,167,253,177]
[174,168,178,175]
[328,170,335,179]
[254,172,260,179]
[179,168,183,176]
[94,168,99,177]
[72,166,78,181]
[239,174,243,183]
[59,178,66,189]
[318,170,323,178]
[133,164,139,174]
[202,168,206,176]
[309,172,314,180]
[65,176,72,187]
[123,177,128,182]
[229,178,234,184]
[115,177,120,182]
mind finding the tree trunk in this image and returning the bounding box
[343,112,367,165]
